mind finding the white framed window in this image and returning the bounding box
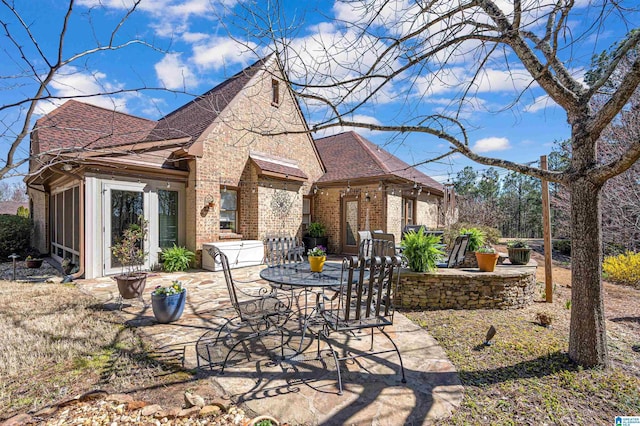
[220,188,238,232]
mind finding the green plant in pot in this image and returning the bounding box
[151,280,187,323]
[507,239,532,265]
[111,217,148,300]
[459,227,485,252]
[401,228,444,272]
[161,244,195,272]
[303,221,328,254]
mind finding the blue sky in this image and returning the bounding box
[1,0,637,185]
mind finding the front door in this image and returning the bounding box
[341,196,360,254]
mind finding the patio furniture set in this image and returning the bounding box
[196,236,407,395]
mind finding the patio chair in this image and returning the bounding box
[437,234,469,268]
[198,245,291,373]
[401,224,427,240]
[359,237,396,259]
[316,255,407,395]
[264,235,305,266]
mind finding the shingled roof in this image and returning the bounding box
[146,55,271,142]
[34,100,157,153]
[33,56,272,155]
[314,131,443,194]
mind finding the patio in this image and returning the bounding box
[77,264,463,425]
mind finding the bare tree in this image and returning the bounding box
[0,0,173,180]
[236,0,640,367]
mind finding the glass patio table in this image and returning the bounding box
[259,260,357,355]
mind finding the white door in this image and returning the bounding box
[103,182,149,276]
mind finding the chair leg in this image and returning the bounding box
[379,328,407,384]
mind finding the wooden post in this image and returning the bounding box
[541,155,553,303]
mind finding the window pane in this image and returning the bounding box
[220,190,237,210]
[63,189,73,248]
[158,190,178,248]
[111,190,144,267]
[345,200,358,246]
[220,189,237,231]
[73,186,79,251]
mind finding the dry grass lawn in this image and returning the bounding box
[406,242,640,425]
[1,244,639,425]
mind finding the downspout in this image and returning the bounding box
[71,178,85,280]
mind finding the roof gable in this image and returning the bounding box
[146,55,271,143]
[314,131,443,193]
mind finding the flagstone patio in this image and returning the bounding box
[77,265,463,425]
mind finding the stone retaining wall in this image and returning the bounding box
[397,263,537,310]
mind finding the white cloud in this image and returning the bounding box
[182,32,209,43]
[155,53,197,90]
[192,37,258,71]
[472,137,511,153]
[35,66,131,115]
[524,94,557,113]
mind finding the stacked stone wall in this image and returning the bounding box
[397,266,537,310]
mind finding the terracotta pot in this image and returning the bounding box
[507,247,532,265]
[25,259,43,268]
[115,273,147,299]
[308,255,326,272]
[475,252,499,272]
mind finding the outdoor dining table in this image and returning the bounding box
[259,260,356,355]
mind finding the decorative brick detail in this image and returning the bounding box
[397,264,537,310]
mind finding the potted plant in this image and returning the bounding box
[111,218,148,299]
[475,246,499,272]
[151,280,187,323]
[307,245,327,272]
[460,227,485,252]
[400,228,444,272]
[25,255,43,268]
[507,240,532,265]
[303,221,328,254]
[161,244,195,272]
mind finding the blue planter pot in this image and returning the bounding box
[151,290,186,323]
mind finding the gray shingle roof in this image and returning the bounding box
[314,131,443,193]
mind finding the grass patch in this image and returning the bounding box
[406,301,640,425]
[0,281,194,419]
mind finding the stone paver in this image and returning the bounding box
[77,265,463,425]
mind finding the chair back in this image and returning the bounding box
[454,234,470,265]
[329,255,402,330]
[444,235,467,268]
[208,245,242,316]
[401,225,427,240]
[359,238,395,258]
[264,236,304,266]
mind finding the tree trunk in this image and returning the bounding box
[568,158,609,367]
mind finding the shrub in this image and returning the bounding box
[400,228,444,272]
[307,222,326,238]
[553,239,571,255]
[443,222,500,248]
[0,214,32,258]
[161,245,195,272]
[460,227,485,252]
[602,251,640,287]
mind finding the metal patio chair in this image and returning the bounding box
[316,255,406,395]
[197,245,291,373]
[264,235,305,266]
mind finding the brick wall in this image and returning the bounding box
[187,59,324,264]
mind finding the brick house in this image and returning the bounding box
[26,56,451,278]
[313,131,450,254]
